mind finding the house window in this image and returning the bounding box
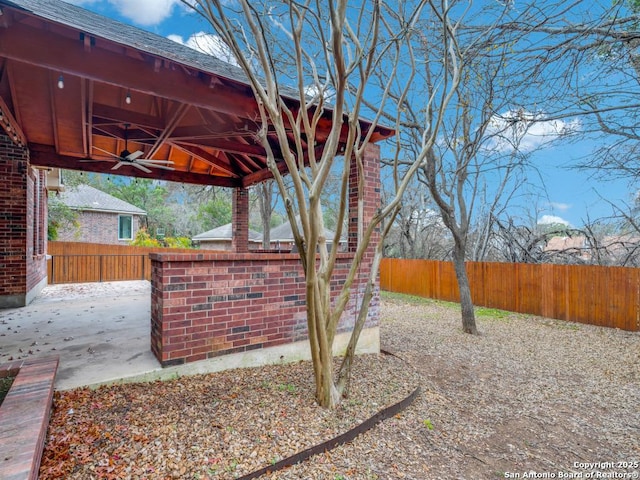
[118,215,133,240]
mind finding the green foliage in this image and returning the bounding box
[276,383,298,394]
[164,236,192,249]
[536,223,573,237]
[380,291,459,309]
[624,0,640,13]
[129,227,161,247]
[196,197,232,231]
[475,307,511,319]
[423,418,434,430]
[47,198,79,241]
[129,228,194,249]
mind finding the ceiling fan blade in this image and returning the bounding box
[126,150,145,161]
[111,162,124,171]
[132,162,152,174]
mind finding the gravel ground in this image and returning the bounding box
[40,292,640,480]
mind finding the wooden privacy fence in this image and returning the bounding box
[47,242,198,284]
[380,258,640,332]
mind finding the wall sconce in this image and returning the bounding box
[125,89,132,104]
[57,75,64,89]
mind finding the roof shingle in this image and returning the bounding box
[55,184,146,215]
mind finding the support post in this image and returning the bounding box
[232,187,249,253]
[348,143,381,252]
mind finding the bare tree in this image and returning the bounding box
[382,180,452,259]
[186,0,462,408]
[380,4,556,334]
[253,180,278,249]
[481,1,640,184]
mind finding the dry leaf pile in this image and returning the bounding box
[40,354,418,479]
[39,294,640,479]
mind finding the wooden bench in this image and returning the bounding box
[0,356,59,480]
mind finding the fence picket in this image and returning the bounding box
[380,258,639,332]
[47,242,199,284]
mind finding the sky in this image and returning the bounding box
[65,0,636,230]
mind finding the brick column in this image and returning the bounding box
[345,142,381,332]
[232,187,249,253]
[348,143,380,252]
[0,133,29,307]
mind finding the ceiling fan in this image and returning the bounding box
[91,124,175,174]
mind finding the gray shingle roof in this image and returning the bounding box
[2,0,251,86]
[0,0,297,94]
[269,215,339,242]
[1,0,391,131]
[192,223,262,242]
[56,184,146,215]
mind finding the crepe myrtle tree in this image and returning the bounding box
[185,0,462,408]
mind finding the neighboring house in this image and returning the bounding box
[269,216,345,252]
[192,223,262,251]
[52,185,146,245]
[544,234,640,265]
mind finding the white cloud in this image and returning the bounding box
[486,110,581,154]
[112,0,179,26]
[67,0,182,26]
[538,214,570,226]
[549,202,571,212]
[168,32,238,66]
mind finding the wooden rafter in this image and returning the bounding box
[29,143,241,187]
[0,94,25,146]
[147,103,189,160]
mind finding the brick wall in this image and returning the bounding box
[0,133,47,307]
[149,252,379,366]
[57,210,143,245]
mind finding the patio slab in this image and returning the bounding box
[0,281,159,390]
[0,280,380,392]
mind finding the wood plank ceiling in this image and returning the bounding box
[0,0,394,188]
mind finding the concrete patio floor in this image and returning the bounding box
[0,280,340,391]
[0,280,161,390]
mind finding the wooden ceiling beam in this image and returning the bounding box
[174,143,238,178]
[29,143,241,187]
[171,135,267,158]
[85,80,94,159]
[147,103,189,160]
[242,161,290,188]
[92,103,165,130]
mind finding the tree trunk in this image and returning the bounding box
[452,242,478,334]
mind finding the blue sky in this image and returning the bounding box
[66,0,635,230]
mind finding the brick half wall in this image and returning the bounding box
[150,252,380,366]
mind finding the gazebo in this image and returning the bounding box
[0,0,393,367]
